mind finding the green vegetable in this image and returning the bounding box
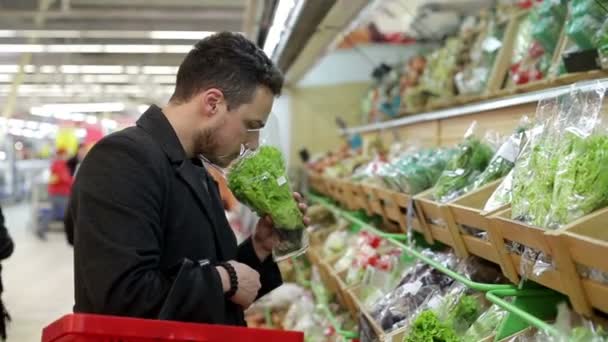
[404,310,460,342]
[462,305,507,342]
[445,295,483,334]
[548,132,608,228]
[380,148,455,195]
[433,137,493,202]
[228,146,304,230]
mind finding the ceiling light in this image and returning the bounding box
[26,121,39,129]
[0,44,44,53]
[31,102,125,116]
[0,44,193,54]
[86,115,98,124]
[263,0,299,58]
[138,104,150,114]
[80,65,123,74]
[0,65,19,73]
[149,31,214,40]
[53,112,73,120]
[125,66,140,75]
[142,66,178,75]
[153,75,176,84]
[8,119,24,127]
[70,113,86,122]
[101,118,118,129]
[0,75,12,82]
[40,66,57,73]
[76,128,87,139]
[0,30,16,38]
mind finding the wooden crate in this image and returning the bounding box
[552,207,608,316]
[488,209,565,292]
[414,189,468,257]
[446,179,516,280]
[349,285,409,342]
[361,184,385,218]
[340,181,357,211]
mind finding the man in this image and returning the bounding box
[68,32,307,325]
[38,148,72,240]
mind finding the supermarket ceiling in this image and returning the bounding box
[0,0,250,116]
[0,0,497,118]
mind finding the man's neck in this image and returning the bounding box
[162,103,196,158]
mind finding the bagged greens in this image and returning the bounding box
[228,145,307,260]
[547,85,608,228]
[433,123,494,202]
[379,148,455,195]
[462,305,507,342]
[404,310,460,342]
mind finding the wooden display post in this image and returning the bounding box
[414,189,469,258]
[551,207,608,316]
[446,179,517,281]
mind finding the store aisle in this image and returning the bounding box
[2,203,73,341]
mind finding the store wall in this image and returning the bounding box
[289,82,370,167]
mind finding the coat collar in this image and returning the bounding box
[136,104,186,164]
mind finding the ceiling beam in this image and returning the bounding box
[0,9,243,21]
[0,54,184,66]
[0,20,240,33]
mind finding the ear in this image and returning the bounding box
[199,88,224,117]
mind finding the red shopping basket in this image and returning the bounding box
[42,314,304,342]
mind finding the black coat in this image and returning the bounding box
[68,105,282,325]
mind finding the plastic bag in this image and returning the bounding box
[547,84,608,229]
[433,122,495,202]
[227,145,307,261]
[483,169,515,212]
[511,91,581,226]
[379,148,455,195]
[464,127,525,193]
[527,303,608,341]
[567,15,603,50]
[462,304,508,342]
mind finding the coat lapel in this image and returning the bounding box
[175,160,226,260]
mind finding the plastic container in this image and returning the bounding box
[42,314,304,342]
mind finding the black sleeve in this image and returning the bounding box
[0,207,13,260]
[72,135,226,323]
[236,238,282,299]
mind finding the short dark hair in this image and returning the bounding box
[170,32,284,109]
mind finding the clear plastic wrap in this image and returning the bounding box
[462,304,508,342]
[567,14,603,50]
[227,145,307,261]
[378,148,456,195]
[547,84,608,229]
[433,122,495,202]
[526,303,608,342]
[483,169,514,212]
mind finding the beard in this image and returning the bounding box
[195,127,240,168]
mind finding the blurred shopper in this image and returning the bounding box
[67,32,308,325]
[0,206,14,340]
[66,143,86,177]
[38,148,73,240]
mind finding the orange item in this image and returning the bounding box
[207,167,238,211]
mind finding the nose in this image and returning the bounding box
[246,131,260,150]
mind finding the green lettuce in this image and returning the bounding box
[228,146,304,230]
[548,132,608,228]
[433,137,493,202]
[404,310,460,342]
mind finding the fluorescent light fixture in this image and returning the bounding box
[153,75,176,84]
[8,119,24,128]
[31,102,126,116]
[0,152,6,160]
[149,31,214,40]
[70,113,86,122]
[0,44,193,54]
[40,65,57,73]
[263,0,298,58]
[81,65,124,74]
[1,29,215,40]
[86,115,98,124]
[142,66,178,75]
[101,118,118,129]
[0,66,19,73]
[0,75,12,82]
[22,129,35,138]
[26,121,39,129]
[0,30,16,38]
[9,128,23,137]
[0,44,44,53]
[125,66,140,74]
[138,104,150,114]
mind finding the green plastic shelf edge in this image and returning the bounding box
[318,304,359,340]
[307,192,565,339]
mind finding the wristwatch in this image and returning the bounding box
[218,262,238,298]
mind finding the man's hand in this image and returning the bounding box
[216,261,261,309]
[252,192,310,261]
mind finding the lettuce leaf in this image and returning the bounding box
[228,146,304,230]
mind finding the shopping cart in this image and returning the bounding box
[42,314,304,342]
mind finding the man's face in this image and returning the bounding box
[196,86,274,168]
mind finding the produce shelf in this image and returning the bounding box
[308,193,566,339]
